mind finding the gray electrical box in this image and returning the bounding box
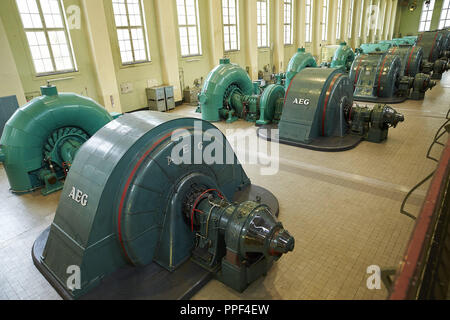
[183,87,200,105]
[164,86,174,99]
[166,97,175,111]
[146,85,175,112]
[148,99,167,112]
[146,87,166,101]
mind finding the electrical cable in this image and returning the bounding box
[400,109,450,220]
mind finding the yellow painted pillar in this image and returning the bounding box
[390,0,399,39]
[369,0,379,43]
[341,0,351,42]
[383,0,393,41]
[273,0,285,72]
[376,0,387,41]
[296,0,306,48]
[313,0,322,58]
[360,0,371,44]
[154,0,182,102]
[351,0,362,48]
[328,0,338,45]
[0,15,26,106]
[245,0,258,80]
[207,0,224,68]
[82,0,121,112]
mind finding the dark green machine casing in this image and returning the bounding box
[387,45,424,77]
[279,68,352,144]
[257,67,404,151]
[349,53,408,103]
[417,30,444,63]
[32,112,293,299]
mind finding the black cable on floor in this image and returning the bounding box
[400,109,450,220]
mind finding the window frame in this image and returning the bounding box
[305,0,313,43]
[112,0,151,66]
[348,0,354,39]
[222,0,240,52]
[358,0,365,37]
[439,0,450,29]
[284,0,293,45]
[336,0,343,40]
[176,0,202,57]
[16,0,78,76]
[257,0,269,48]
[321,0,329,42]
[418,0,436,32]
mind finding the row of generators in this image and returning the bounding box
[198,29,450,151]
[359,30,450,79]
[200,53,404,151]
[0,28,448,301]
[328,29,450,101]
[0,86,294,299]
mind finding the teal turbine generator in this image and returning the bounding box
[199,49,317,124]
[199,51,404,152]
[349,50,436,103]
[0,85,113,195]
[257,67,405,151]
[33,111,294,299]
[416,29,450,80]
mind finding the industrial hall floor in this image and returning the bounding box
[0,73,449,300]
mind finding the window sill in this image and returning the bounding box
[120,61,153,69]
[181,54,203,59]
[224,50,241,54]
[35,70,79,78]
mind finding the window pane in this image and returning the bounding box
[17,0,43,29]
[17,0,77,74]
[439,0,450,29]
[113,0,150,64]
[419,0,436,32]
[177,0,201,56]
[223,0,239,51]
[336,0,342,39]
[322,0,329,41]
[257,0,268,47]
[284,0,292,44]
[41,0,63,28]
[305,0,313,42]
[348,0,354,38]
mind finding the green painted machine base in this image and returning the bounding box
[33,227,212,300]
[33,184,279,300]
[41,181,63,196]
[257,124,363,152]
[226,115,239,123]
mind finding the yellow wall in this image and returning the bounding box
[0,14,26,105]
[0,0,408,112]
[397,0,445,37]
[0,0,101,102]
[104,0,164,112]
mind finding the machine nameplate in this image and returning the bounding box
[68,187,88,207]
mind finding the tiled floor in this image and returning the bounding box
[0,73,449,300]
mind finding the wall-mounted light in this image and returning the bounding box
[409,1,417,11]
